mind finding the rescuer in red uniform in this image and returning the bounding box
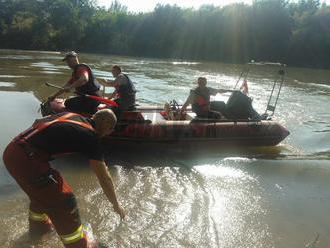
[2,109,125,248]
[49,51,101,114]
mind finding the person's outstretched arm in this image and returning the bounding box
[89,159,125,219]
[48,73,88,101]
[180,93,193,114]
[98,79,118,98]
[98,78,117,87]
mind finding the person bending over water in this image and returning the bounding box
[3,109,125,248]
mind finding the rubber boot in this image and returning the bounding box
[29,217,53,238]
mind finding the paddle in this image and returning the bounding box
[45,82,118,107]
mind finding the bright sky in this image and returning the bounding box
[98,0,330,12]
[98,0,252,12]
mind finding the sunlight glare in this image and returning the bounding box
[98,0,254,13]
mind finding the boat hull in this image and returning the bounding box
[44,99,290,147]
[110,120,289,146]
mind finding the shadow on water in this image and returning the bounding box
[104,143,288,169]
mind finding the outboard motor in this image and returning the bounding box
[225,91,261,120]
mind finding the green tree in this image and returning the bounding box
[0,0,330,68]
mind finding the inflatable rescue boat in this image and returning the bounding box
[42,62,290,147]
[41,98,289,147]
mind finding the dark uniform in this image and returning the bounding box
[64,64,101,115]
[110,73,136,118]
[2,112,104,248]
[191,86,225,119]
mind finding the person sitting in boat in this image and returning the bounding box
[179,77,232,119]
[99,65,136,117]
[48,51,101,115]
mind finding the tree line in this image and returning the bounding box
[0,0,329,68]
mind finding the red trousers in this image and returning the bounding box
[3,141,95,248]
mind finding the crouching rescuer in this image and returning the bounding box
[2,109,125,247]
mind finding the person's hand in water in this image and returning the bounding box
[113,204,125,220]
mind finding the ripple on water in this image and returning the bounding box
[1,50,330,247]
[0,81,15,87]
[172,61,201,65]
[0,55,34,60]
[87,160,271,247]
[93,69,113,78]
[30,62,63,74]
[0,75,26,78]
[308,82,330,90]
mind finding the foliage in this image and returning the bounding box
[0,0,329,68]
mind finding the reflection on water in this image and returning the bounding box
[0,82,15,87]
[0,49,330,247]
[30,62,62,75]
[0,75,26,78]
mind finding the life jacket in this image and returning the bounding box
[71,64,100,95]
[115,73,136,100]
[191,87,211,114]
[15,113,95,143]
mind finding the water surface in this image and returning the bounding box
[0,49,330,247]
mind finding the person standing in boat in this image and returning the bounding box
[48,51,101,115]
[99,65,136,117]
[2,109,125,248]
[179,77,232,118]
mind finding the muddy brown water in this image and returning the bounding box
[0,49,330,247]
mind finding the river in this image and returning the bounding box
[0,49,330,248]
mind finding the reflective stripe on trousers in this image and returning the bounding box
[60,224,84,245]
[3,142,90,247]
[29,210,49,222]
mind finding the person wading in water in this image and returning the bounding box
[3,109,125,248]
